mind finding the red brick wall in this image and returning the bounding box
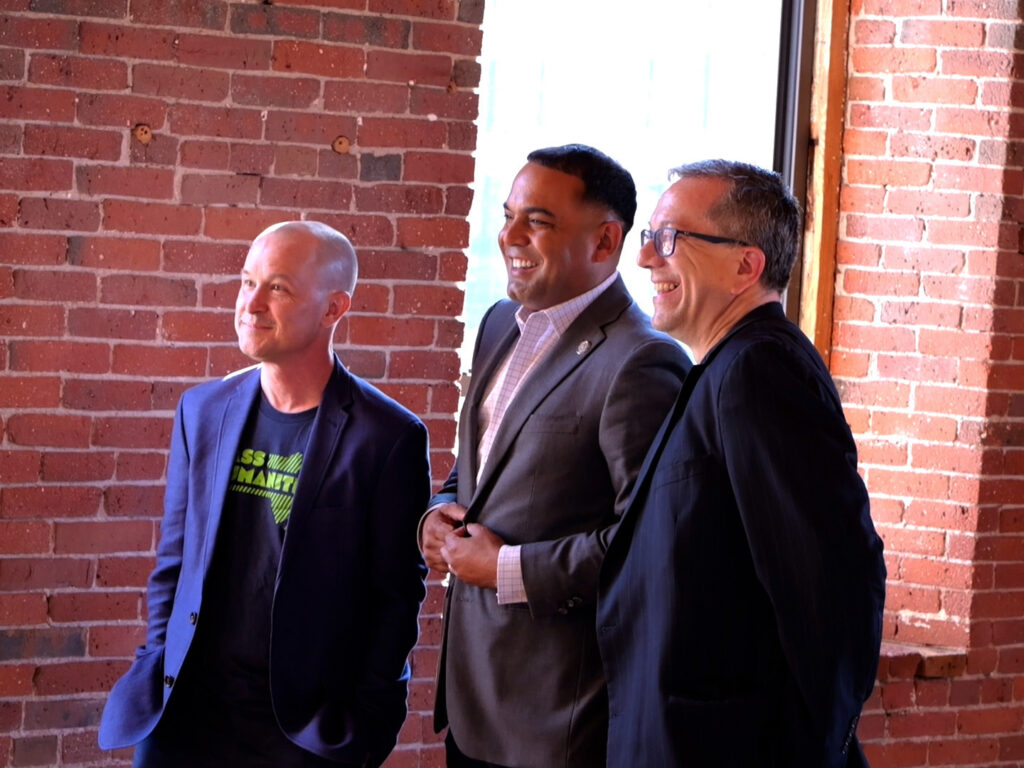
[839,1,1024,765]
[0,1,481,765]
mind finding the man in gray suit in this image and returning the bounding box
[420,144,690,767]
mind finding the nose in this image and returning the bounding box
[239,284,267,314]
[637,238,661,270]
[500,216,527,250]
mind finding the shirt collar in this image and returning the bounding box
[514,271,619,336]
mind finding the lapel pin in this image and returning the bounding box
[576,340,591,356]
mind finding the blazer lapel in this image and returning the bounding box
[202,366,262,575]
[470,278,632,512]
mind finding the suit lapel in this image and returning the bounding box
[202,367,262,575]
[469,278,632,512]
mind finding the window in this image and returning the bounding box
[462,0,801,363]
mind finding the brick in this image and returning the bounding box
[164,240,246,275]
[933,162,1016,194]
[23,123,123,161]
[0,626,86,661]
[181,173,260,205]
[0,521,51,555]
[326,81,411,115]
[886,189,970,218]
[33,660,126,695]
[355,185,443,215]
[27,53,128,90]
[161,310,235,342]
[0,304,63,341]
[842,130,887,159]
[91,415,174,449]
[13,268,97,303]
[256,177,351,210]
[95,555,154,587]
[410,86,478,120]
[18,196,102,232]
[1,484,103,520]
[851,46,937,75]
[67,307,159,340]
[103,484,165,518]
[128,0,228,28]
[359,117,448,149]
[413,22,482,57]
[387,350,459,381]
[181,138,230,169]
[263,110,358,145]
[900,19,984,47]
[129,133,179,165]
[0,592,48,626]
[0,450,42,484]
[230,4,319,38]
[54,520,152,555]
[176,33,272,70]
[446,120,476,151]
[169,104,263,140]
[0,156,73,192]
[89,622,146,657]
[75,92,167,130]
[24,697,103,730]
[0,558,93,590]
[847,76,885,102]
[110,344,207,377]
[272,39,363,78]
[100,273,198,307]
[323,13,409,47]
[876,353,957,383]
[0,15,77,49]
[369,0,456,19]
[102,200,203,236]
[404,151,474,183]
[231,72,320,108]
[76,165,175,199]
[273,145,317,176]
[445,187,473,217]
[12,734,58,766]
[116,451,167,482]
[132,61,230,102]
[78,21,177,59]
[48,591,141,624]
[0,376,61,408]
[315,214,395,248]
[941,48,1015,78]
[349,316,436,347]
[5,413,92,448]
[41,451,116,481]
[316,148,359,179]
[854,19,896,45]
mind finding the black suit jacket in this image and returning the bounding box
[597,303,886,767]
[98,358,430,767]
[431,276,691,766]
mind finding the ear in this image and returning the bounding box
[323,291,351,326]
[732,245,767,294]
[593,220,625,263]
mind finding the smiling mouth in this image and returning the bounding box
[510,258,538,270]
[653,281,679,294]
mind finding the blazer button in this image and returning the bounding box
[163,675,175,687]
[189,612,198,625]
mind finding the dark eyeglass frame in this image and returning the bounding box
[640,226,750,258]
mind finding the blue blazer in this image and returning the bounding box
[597,303,886,767]
[99,358,429,767]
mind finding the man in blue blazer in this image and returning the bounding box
[420,145,690,766]
[597,160,886,767]
[98,221,430,767]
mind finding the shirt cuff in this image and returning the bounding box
[496,544,527,604]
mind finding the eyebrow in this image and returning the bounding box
[504,203,557,218]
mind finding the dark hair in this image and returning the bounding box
[527,144,637,235]
[669,159,802,292]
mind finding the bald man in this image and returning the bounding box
[99,222,430,768]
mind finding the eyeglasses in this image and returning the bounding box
[640,226,750,259]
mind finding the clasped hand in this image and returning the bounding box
[420,503,504,590]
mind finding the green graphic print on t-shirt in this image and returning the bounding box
[229,448,304,525]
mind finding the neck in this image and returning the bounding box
[259,352,334,413]
[689,291,781,362]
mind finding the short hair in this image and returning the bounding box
[527,144,637,235]
[668,160,802,292]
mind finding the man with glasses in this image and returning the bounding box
[597,160,886,767]
[420,144,690,766]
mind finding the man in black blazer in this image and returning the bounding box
[98,221,430,767]
[597,160,886,767]
[420,145,690,766]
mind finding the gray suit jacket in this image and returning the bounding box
[430,276,690,767]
